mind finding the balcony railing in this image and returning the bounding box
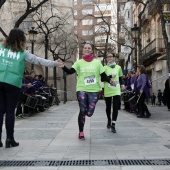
[141,38,165,60]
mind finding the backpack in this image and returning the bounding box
[146,77,152,88]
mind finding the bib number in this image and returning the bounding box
[84,75,96,85]
[108,81,119,88]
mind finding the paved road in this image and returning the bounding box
[0,100,170,170]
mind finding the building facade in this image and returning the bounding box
[74,0,117,61]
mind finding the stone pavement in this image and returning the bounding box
[0,100,170,170]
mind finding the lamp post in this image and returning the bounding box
[131,24,139,70]
[28,27,38,70]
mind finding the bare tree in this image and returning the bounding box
[33,3,71,84]
[75,2,116,65]
[0,0,48,37]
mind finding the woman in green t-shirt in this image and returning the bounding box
[59,43,114,140]
[102,53,125,133]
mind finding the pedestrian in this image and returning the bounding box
[58,43,114,140]
[0,28,62,148]
[150,93,156,106]
[135,65,151,118]
[157,89,162,106]
[102,53,125,133]
[162,79,170,111]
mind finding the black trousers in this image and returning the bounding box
[0,82,20,140]
[137,92,150,116]
[104,95,120,123]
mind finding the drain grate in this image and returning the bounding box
[0,159,170,167]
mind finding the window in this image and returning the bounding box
[82,19,93,25]
[86,40,93,44]
[82,0,92,4]
[82,9,93,15]
[74,20,77,26]
[74,0,77,5]
[95,4,111,12]
[74,10,77,15]
[82,30,93,36]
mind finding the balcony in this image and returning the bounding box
[141,38,165,62]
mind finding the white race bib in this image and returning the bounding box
[108,81,119,88]
[84,75,96,85]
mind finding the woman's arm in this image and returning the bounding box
[100,72,111,83]
[62,66,76,74]
[25,51,57,67]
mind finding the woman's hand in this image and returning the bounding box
[140,89,143,94]
[110,80,116,86]
[57,59,64,68]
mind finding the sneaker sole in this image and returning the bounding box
[78,137,85,140]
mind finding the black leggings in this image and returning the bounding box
[77,91,99,132]
[104,95,120,123]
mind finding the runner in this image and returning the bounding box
[58,43,114,140]
[102,53,125,133]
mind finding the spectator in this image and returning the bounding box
[157,89,162,106]
[150,93,156,106]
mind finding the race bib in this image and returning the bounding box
[108,81,119,88]
[84,75,96,85]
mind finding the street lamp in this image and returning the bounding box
[131,24,139,70]
[28,27,38,70]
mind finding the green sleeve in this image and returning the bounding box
[72,60,79,72]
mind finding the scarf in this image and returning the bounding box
[107,62,116,68]
[82,54,94,62]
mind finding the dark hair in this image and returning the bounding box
[84,42,94,51]
[4,28,26,52]
[137,65,146,74]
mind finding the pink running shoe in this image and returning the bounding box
[78,132,85,140]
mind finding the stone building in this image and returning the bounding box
[0,0,77,101]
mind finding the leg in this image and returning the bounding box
[0,83,5,145]
[85,92,99,117]
[137,93,145,118]
[104,97,112,128]
[111,95,120,133]
[4,83,20,141]
[77,91,88,133]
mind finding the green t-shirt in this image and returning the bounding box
[72,59,105,92]
[104,64,123,97]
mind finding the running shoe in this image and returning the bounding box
[78,132,85,140]
[111,125,116,133]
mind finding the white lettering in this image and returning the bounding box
[7,50,20,60]
[0,48,6,57]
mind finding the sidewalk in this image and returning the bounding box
[0,100,170,170]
